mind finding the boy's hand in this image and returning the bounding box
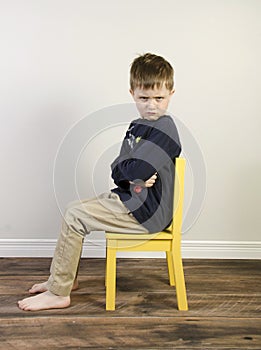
[144,173,157,187]
[129,173,157,191]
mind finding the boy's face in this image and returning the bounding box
[130,84,174,121]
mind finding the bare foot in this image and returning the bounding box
[29,281,48,294]
[29,279,79,294]
[18,291,70,311]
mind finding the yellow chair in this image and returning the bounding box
[105,157,188,311]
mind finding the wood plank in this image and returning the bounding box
[1,286,260,319]
[0,317,260,349]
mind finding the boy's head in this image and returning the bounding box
[130,53,174,91]
[129,53,175,121]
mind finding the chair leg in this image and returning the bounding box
[106,244,116,311]
[105,243,108,287]
[166,251,175,286]
[172,245,188,311]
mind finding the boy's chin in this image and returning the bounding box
[142,113,164,121]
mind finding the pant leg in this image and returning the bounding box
[64,192,149,235]
[47,192,148,296]
[47,222,83,296]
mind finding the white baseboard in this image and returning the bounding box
[0,239,260,259]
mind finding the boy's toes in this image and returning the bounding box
[17,300,25,310]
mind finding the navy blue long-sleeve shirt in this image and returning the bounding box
[111,115,181,233]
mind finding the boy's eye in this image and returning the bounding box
[138,96,165,102]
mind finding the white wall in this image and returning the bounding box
[0,0,260,256]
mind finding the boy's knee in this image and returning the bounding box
[63,202,89,237]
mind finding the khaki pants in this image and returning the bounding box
[47,192,148,296]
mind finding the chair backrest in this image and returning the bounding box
[170,157,186,237]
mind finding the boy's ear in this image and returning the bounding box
[129,89,134,96]
[171,89,175,95]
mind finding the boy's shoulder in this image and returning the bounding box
[131,115,174,126]
[131,115,178,136]
[128,115,180,147]
[154,114,176,128]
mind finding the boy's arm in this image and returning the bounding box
[111,125,181,188]
[110,138,132,189]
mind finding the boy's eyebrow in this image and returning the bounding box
[138,94,165,98]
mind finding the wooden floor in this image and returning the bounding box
[0,258,260,349]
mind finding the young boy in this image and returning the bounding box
[18,53,181,311]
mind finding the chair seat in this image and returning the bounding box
[106,228,172,241]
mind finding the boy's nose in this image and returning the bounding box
[147,98,156,108]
